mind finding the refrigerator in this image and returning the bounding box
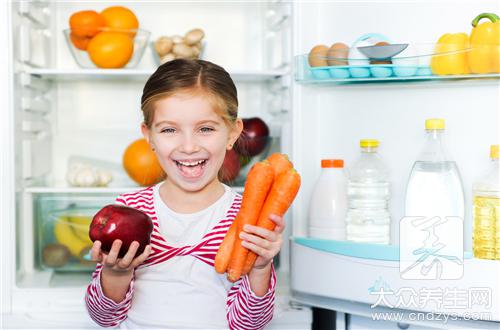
[1,1,499,329]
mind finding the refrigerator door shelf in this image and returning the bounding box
[295,53,500,84]
[291,239,500,322]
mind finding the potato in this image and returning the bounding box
[154,36,173,57]
[184,28,205,46]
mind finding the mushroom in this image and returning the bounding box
[154,36,173,57]
[173,43,194,58]
[184,28,205,46]
[160,53,176,64]
[171,35,184,44]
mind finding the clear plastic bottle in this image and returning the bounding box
[405,119,465,220]
[308,159,347,240]
[473,145,500,260]
[346,140,391,244]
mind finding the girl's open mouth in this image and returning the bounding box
[174,159,208,179]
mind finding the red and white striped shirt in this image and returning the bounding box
[85,184,276,329]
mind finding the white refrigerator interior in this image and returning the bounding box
[1,1,311,328]
[1,0,500,329]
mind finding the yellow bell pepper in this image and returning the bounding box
[468,13,500,73]
[431,33,470,75]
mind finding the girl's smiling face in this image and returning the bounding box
[142,92,242,192]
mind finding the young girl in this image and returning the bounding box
[85,59,285,329]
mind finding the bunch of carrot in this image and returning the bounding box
[214,153,301,282]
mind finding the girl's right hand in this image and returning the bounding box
[91,239,151,275]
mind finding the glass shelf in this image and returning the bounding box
[295,42,500,84]
[26,68,289,82]
[25,185,245,194]
[293,237,474,261]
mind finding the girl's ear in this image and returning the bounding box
[141,122,152,147]
[228,118,244,149]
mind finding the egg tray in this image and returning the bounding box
[309,64,432,80]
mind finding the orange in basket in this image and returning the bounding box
[69,10,106,38]
[101,6,139,37]
[87,32,134,68]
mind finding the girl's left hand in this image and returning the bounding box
[239,214,285,270]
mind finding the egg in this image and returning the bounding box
[370,42,392,64]
[327,42,349,66]
[308,44,329,67]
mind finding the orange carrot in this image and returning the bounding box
[224,161,275,281]
[214,219,238,274]
[232,168,301,280]
[239,153,291,277]
[266,153,293,177]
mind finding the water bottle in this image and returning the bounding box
[405,118,465,220]
[473,145,499,260]
[346,139,391,244]
[308,159,347,240]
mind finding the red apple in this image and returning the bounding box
[220,148,241,183]
[89,204,153,258]
[234,117,270,157]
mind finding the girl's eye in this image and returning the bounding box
[200,127,214,133]
[161,128,176,134]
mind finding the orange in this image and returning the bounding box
[123,139,165,186]
[87,32,134,68]
[100,6,139,37]
[69,32,91,51]
[69,10,106,38]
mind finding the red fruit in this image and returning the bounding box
[89,204,153,258]
[234,117,270,157]
[220,149,241,183]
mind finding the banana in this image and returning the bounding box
[66,215,92,242]
[53,216,93,258]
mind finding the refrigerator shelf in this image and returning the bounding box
[291,238,500,322]
[26,68,290,83]
[293,237,474,261]
[296,71,500,84]
[25,185,245,194]
[295,50,500,84]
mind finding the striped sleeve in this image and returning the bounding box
[84,194,134,327]
[85,263,135,327]
[226,264,277,330]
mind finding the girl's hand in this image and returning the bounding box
[91,239,151,276]
[239,214,285,270]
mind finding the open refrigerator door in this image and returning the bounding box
[290,1,500,329]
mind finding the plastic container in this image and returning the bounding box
[308,159,347,240]
[348,33,391,78]
[36,195,114,271]
[346,139,391,244]
[294,42,500,83]
[405,119,465,220]
[63,28,150,69]
[473,145,500,260]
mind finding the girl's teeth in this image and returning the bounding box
[176,160,206,166]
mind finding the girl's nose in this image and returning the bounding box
[179,134,200,153]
